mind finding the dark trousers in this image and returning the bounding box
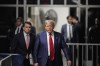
[69,45,77,66]
[24,58,30,66]
[46,57,55,66]
[12,55,30,66]
[93,45,100,66]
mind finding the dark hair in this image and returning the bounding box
[66,16,72,19]
[23,22,32,27]
[72,16,79,20]
[16,17,23,22]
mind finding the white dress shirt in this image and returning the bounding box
[67,23,73,40]
[47,32,54,56]
[23,31,30,47]
[15,24,23,35]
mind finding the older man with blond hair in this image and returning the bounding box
[33,20,71,66]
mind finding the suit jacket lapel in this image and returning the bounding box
[20,32,27,50]
[44,31,48,52]
[28,34,33,50]
[54,32,58,52]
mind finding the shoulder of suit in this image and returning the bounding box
[54,31,63,38]
[31,26,35,28]
[15,31,24,36]
[62,24,67,27]
[36,31,44,36]
[30,32,34,36]
[54,31,62,35]
[14,33,21,38]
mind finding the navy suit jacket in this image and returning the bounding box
[11,31,35,57]
[11,31,35,66]
[61,24,80,43]
[33,31,70,66]
[7,26,23,45]
[61,24,68,42]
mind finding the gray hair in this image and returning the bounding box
[44,20,55,26]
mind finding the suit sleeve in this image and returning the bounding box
[31,26,36,35]
[10,35,18,53]
[61,25,64,35]
[61,34,71,60]
[31,34,36,59]
[33,34,40,63]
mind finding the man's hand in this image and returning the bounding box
[34,63,39,66]
[67,60,71,66]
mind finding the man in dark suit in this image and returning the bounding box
[61,16,81,66]
[61,16,74,43]
[72,16,81,43]
[11,22,35,66]
[7,17,23,46]
[72,16,82,66]
[88,17,100,66]
[61,16,81,43]
[33,20,71,66]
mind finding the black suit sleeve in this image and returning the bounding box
[60,34,71,60]
[31,33,36,59]
[10,35,18,53]
[33,34,40,63]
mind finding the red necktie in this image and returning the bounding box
[49,33,54,61]
[26,34,30,49]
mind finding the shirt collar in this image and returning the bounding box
[46,31,54,36]
[17,24,23,28]
[23,31,29,36]
[67,23,72,26]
